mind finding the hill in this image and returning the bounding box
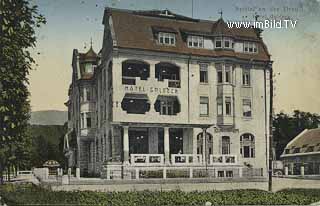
[30,110,67,125]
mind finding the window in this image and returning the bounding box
[158,32,175,46]
[215,37,222,48]
[200,96,209,116]
[217,98,223,116]
[161,100,174,115]
[218,171,224,177]
[221,136,230,154]
[84,63,93,73]
[188,36,204,48]
[215,37,233,49]
[80,113,84,128]
[80,89,84,102]
[226,171,233,177]
[240,133,255,158]
[225,97,231,116]
[217,70,223,83]
[225,65,232,83]
[122,93,150,114]
[242,69,250,86]
[86,112,91,128]
[306,146,314,153]
[293,148,300,153]
[217,63,232,84]
[224,38,233,49]
[243,99,252,117]
[155,62,180,88]
[86,88,91,101]
[154,95,180,116]
[122,60,150,85]
[285,149,290,154]
[199,64,208,83]
[243,42,258,53]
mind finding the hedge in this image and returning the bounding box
[1,184,320,205]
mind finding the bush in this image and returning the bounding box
[1,184,320,205]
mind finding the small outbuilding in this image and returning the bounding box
[281,128,320,176]
[43,160,60,176]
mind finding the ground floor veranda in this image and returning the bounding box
[89,123,265,180]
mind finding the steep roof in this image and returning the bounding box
[281,128,320,157]
[79,46,98,61]
[104,8,271,61]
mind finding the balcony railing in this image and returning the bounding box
[168,80,180,88]
[130,154,164,166]
[171,154,202,165]
[209,154,237,165]
[122,76,136,85]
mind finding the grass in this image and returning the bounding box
[1,183,320,205]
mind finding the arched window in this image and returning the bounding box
[196,132,213,155]
[221,136,230,154]
[240,133,255,158]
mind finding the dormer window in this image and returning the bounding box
[187,36,203,48]
[244,42,258,53]
[215,37,234,49]
[158,32,175,46]
[215,37,222,48]
[224,38,233,49]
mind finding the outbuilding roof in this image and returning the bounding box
[281,128,320,157]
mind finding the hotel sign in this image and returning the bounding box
[124,85,178,94]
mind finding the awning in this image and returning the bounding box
[124,93,148,100]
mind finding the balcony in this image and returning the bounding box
[130,154,164,166]
[168,79,180,88]
[209,154,237,165]
[171,154,202,165]
[122,76,136,85]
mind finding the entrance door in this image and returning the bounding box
[170,128,183,154]
[129,128,148,154]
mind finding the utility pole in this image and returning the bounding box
[268,64,274,192]
[191,0,194,18]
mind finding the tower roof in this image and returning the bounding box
[83,46,98,59]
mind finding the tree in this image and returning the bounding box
[0,0,45,183]
[273,110,320,159]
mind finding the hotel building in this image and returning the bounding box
[64,8,272,180]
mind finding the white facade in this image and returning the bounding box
[65,8,272,180]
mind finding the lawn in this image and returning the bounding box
[1,184,320,205]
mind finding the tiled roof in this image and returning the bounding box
[105,8,271,61]
[282,128,320,155]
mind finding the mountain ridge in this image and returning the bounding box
[30,110,67,125]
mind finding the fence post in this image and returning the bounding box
[239,167,243,178]
[189,168,193,178]
[76,168,80,179]
[135,168,139,179]
[300,165,305,176]
[284,166,288,176]
[163,167,167,179]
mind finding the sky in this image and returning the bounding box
[29,0,320,114]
